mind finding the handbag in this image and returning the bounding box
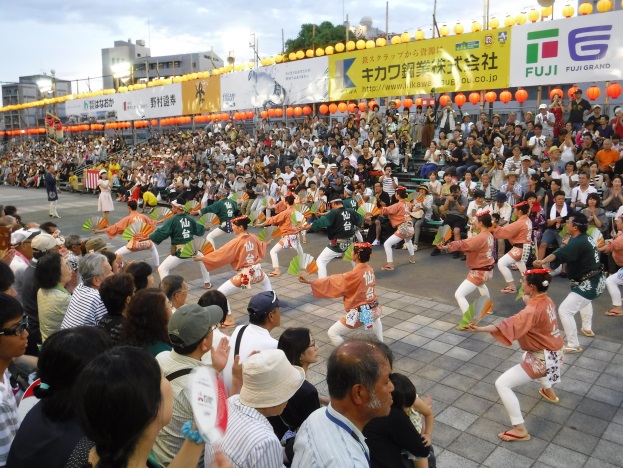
[396,221,415,239]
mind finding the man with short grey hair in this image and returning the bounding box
[61,253,112,329]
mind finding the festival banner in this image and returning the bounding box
[510,11,623,87]
[64,84,183,122]
[181,76,221,115]
[328,29,511,101]
[219,57,328,111]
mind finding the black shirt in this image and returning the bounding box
[569,98,591,123]
[363,406,430,468]
[268,380,320,439]
[97,314,123,345]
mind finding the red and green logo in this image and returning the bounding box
[526,28,559,64]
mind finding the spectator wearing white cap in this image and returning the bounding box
[8,228,40,301]
[535,104,555,139]
[204,349,304,467]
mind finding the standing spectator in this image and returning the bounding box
[35,252,72,342]
[9,228,40,301]
[0,293,29,466]
[567,89,592,133]
[292,340,394,467]
[61,253,112,329]
[535,104,556,139]
[45,164,60,219]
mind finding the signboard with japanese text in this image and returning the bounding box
[64,84,183,123]
[219,57,328,111]
[181,76,221,115]
[328,29,511,100]
[510,11,623,87]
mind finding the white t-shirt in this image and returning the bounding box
[0,371,19,466]
[221,324,277,392]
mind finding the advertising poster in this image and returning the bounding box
[510,10,623,87]
[220,57,328,110]
[181,76,221,114]
[328,29,511,100]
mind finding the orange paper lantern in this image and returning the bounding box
[414,97,423,107]
[268,108,276,117]
[337,102,347,113]
[515,88,528,103]
[260,110,268,119]
[439,94,451,107]
[329,103,338,114]
[586,85,601,101]
[275,108,283,117]
[246,111,254,119]
[484,91,497,103]
[468,92,480,105]
[454,93,466,107]
[567,86,579,98]
[607,82,622,99]
[150,119,158,126]
[549,88,563,100]
[303,105,312,115]
[358,102,367,112]
[368,100,378,109]
[403,98,413,108]
[286,107,295,117]
[294,106,303,116]
[499,90,512,104]
[346,103,356,113]
[319,104,329,114]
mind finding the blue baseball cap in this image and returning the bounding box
[247,291,287,317]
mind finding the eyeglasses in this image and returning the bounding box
[0,316,28,336]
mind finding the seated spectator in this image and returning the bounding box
[221,291,283,392]
[363,373,431,468]
[61,253,112,329]
[7,327,112,468]
[125,261,155,291]
[160,275,188,313]
[292,340,394,467]
[68,346,206,467]
[197,290,230,363]
[35,252,72,342]
[98,273,135,345]
[268,328,322,464]
[0,262,16,296]
[204,349,304,467]
[122,288,172,357]
[0,293,29,465]
[153,304,229,466]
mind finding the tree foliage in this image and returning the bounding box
[285,21,350,53]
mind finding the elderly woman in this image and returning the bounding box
[36,252,72,342]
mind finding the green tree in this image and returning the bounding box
[285,21,351,53]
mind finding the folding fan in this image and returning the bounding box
[231,191,249,202]
[198,212,220,227]
[121,222,154,241]
[357,203,381,217]
[261,196,275,207]
[433,224,452,247]
[515,283,525,301]
[287,253,319,276]
[179,238,215,259]
[184,200,200,212]
[150,207,173,220]
[291,210,306,227]
[295,204,312,219]
[257,225,282,242]
[248,210,266,225]
[82,216,108,231]
[457,295,493,329]
[310,200,325,214]
[343,243,355,262]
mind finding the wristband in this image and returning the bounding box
[182,421,205,444]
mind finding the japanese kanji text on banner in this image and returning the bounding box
[181,77,221,115]
[328,29,511,101]
[510,10,623,87]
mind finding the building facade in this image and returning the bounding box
[102,39,151,89]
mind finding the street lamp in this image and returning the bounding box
[112,62,132,90]
[37,71,57,122]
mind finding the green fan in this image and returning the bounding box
[310,200,324,214]
[198,212,220,227]
[82,216,108,231]
[257,225,281,242]
[457,295,493,329]
[121,222,154,241]
[287,253,319,276]
[432,224,452,247]
[248,210,266,224]
[343,243,355,262]
[179,238,214,259]
[290,211,305,226]
[150,207,173,220]
[515,283,525,301]
[185,200,200,212]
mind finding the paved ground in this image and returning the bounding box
[4,186,623,467]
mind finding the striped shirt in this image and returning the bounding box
[292,404,370,468]
[61,283,107,329]
[204,395,283,468]
[153,352,205,466]
[0,372,19,466]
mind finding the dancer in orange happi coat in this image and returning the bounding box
[469,269,564,442]
[299,242,383,345]
[439,211,495,329]
[257,194,304,277]
[92,200,161,265]
[495,201,533,294]
[194,215,271,327]
[381,186,417,270]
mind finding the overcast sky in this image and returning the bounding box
[2,0,570,92]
